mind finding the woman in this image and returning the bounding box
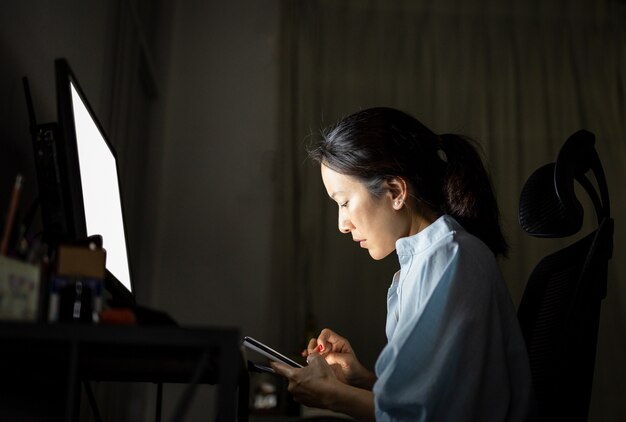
[271,107,535,421]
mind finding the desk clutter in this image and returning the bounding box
[0,238,172,325]
[0,237,110,323]
[0,173,41,321]
[0,176,132,325]
[0,254,40,320]
[0,174,103,323]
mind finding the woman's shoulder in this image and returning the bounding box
[441,215,496,259]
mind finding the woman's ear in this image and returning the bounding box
[386,177,408,210]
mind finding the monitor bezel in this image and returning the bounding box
[55,58,135,306]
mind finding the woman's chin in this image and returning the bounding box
[368,248,394,261]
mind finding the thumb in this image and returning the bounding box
[305,353,326,366]
[270,361,296,378]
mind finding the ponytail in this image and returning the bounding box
[439,134,508,257]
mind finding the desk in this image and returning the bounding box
[0,322,248,421]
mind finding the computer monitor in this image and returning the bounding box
[25,59,180,322]
[53,58,135,305]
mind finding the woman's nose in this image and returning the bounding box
[338,213,353,233]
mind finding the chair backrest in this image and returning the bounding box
[517,130,614,421]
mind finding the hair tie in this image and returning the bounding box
[437,136,448,163]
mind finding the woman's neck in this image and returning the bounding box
[408,207,441,236]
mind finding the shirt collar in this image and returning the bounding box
[395,214,460,257]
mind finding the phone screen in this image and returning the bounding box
[242,336,303,368]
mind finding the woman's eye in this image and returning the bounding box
[340,201,349,208]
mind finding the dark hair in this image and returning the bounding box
[309,107,508,257]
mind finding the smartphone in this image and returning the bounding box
[242,336,303,368]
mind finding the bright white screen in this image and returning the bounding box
[70,83,132,293]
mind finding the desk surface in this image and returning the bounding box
[0,321,242,383]
[0,321,246,421]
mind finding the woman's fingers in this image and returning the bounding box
[270,361,297,378]
[306,337,318,355]
[302,329,352,358]
[317,328,336,353]
[317,328,352,353]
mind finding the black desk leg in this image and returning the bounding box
[237,371,249,422]
[216,345,240,422]
[156,382,163,422]
[170,349,210,422]
[65,340,80,422]
[83,381,104,422]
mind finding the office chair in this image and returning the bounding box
[517,129,614,421]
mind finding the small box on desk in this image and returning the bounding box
[57,245,106,279]
[0,255,41,321]
[48,245,105,323]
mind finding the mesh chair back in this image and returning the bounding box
[517,130,613,421]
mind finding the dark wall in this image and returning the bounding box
[0,1,115,237]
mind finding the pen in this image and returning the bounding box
[1,174,23,255]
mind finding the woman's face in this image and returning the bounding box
[321,164,410,260]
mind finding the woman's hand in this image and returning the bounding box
[302,328,377,390]
[270,353,340,409]
[272,353,376,421]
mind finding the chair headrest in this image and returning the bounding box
[518,130,610,238]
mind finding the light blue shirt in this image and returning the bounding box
[373,215,534,421]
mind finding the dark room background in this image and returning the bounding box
[0,0,624,421]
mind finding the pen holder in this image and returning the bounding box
[0,255,41,321]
